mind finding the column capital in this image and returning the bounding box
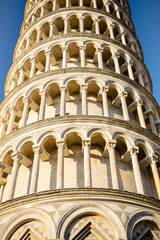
[22,96,32,104]
[130,146,139,156]
[101,86,109,93]
[108,140,116,149]
[32,144,43,154]
[81,84,88,91]
[83,139,91,147]
[95,18,100,23]
[45,50,51,56]
[137,99,143,106]
[49,21,54,26]
[60,85,67,92]
[39,89,48,96]
[149,154,159,165]
[127,59,133,66]
[0,162,5,171]
[11,151,22,163]
[56,140,65,148]
[62,46,68,51]
[137,70,144,76]
[36,27,42,32]
[112,52,120,59]
[9,106,16,113]
[109,24,115,29]
[119,91,128,98]
[97,48,103,53]
[80,45,86,50]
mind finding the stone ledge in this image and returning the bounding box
[0,116,159,147]
[0,188,159,213]
[3,69,157,111]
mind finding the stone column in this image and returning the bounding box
[130,146,144,194]
[64,18,69,34]
[45,51,51,72]
[120,92,130,121]
[97,48,104,69]
[31,14,36,23]
[18,67,24,85]
[52,0,56,11]
[36,28,41,43]
[26,38,30,50]
[62,47,68,68]
[92,0,97,8]
[79,17,84,32]
[108,140,119,189]
[121,31,127,45]
[113,53,121,74]
[79,0,83,6]
[137,99,146,128]
[127,60,134,80]
[95,19,100,34]
[101,86,109,117]
[0,165,5,202]
[7,152,21,200]
[81,84,88,115]
[30,57,36,78]
[6,107,16,134]
[83,140,92,187]
[39,89,47,120]
[137,71,145,87]
[80,46,86,67]
[10,78,17,91]
[20,97,31,127]
[0,118,6,139]
[116,8,121,19]
[148,111,158,135]
[109,24,115,39]
[60,86,66,116]
[40,6,45,17]
[30,144,42,194]
[56,141,64,189]
[150,155,160,199]
[105,2,110,13]
[49,22,54,37]
[66,0,70,7]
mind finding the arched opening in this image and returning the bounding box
[136,142,157,197]
[68,42,80,67]
[84,16,94,33]
[29,30,37,47]
[38,135,58,191]
[118,54,129,78]
[46,1,53,12]
[23,59,31,81]
[99,19,108,35]
[132,220,160,240]
[46,83,61,117]
[54,17,64,34]
[86,43,97,68]
[50,45,63,69]
[35,51,46,75]
[107,84,123,120]
[87,81,102,116]
[68,15,79,33]
[67,80,81,115]
[102,47,113,71]
[40,22,50,40]
[27,89,41,124]
[64,132,83,188]
[90,132,108,188]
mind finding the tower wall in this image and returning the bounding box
[0,0,160,239]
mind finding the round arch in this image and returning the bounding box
[0,208,56,240]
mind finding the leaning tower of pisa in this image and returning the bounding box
[0,0,160,239]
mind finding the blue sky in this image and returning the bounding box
[0,0,159,105]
